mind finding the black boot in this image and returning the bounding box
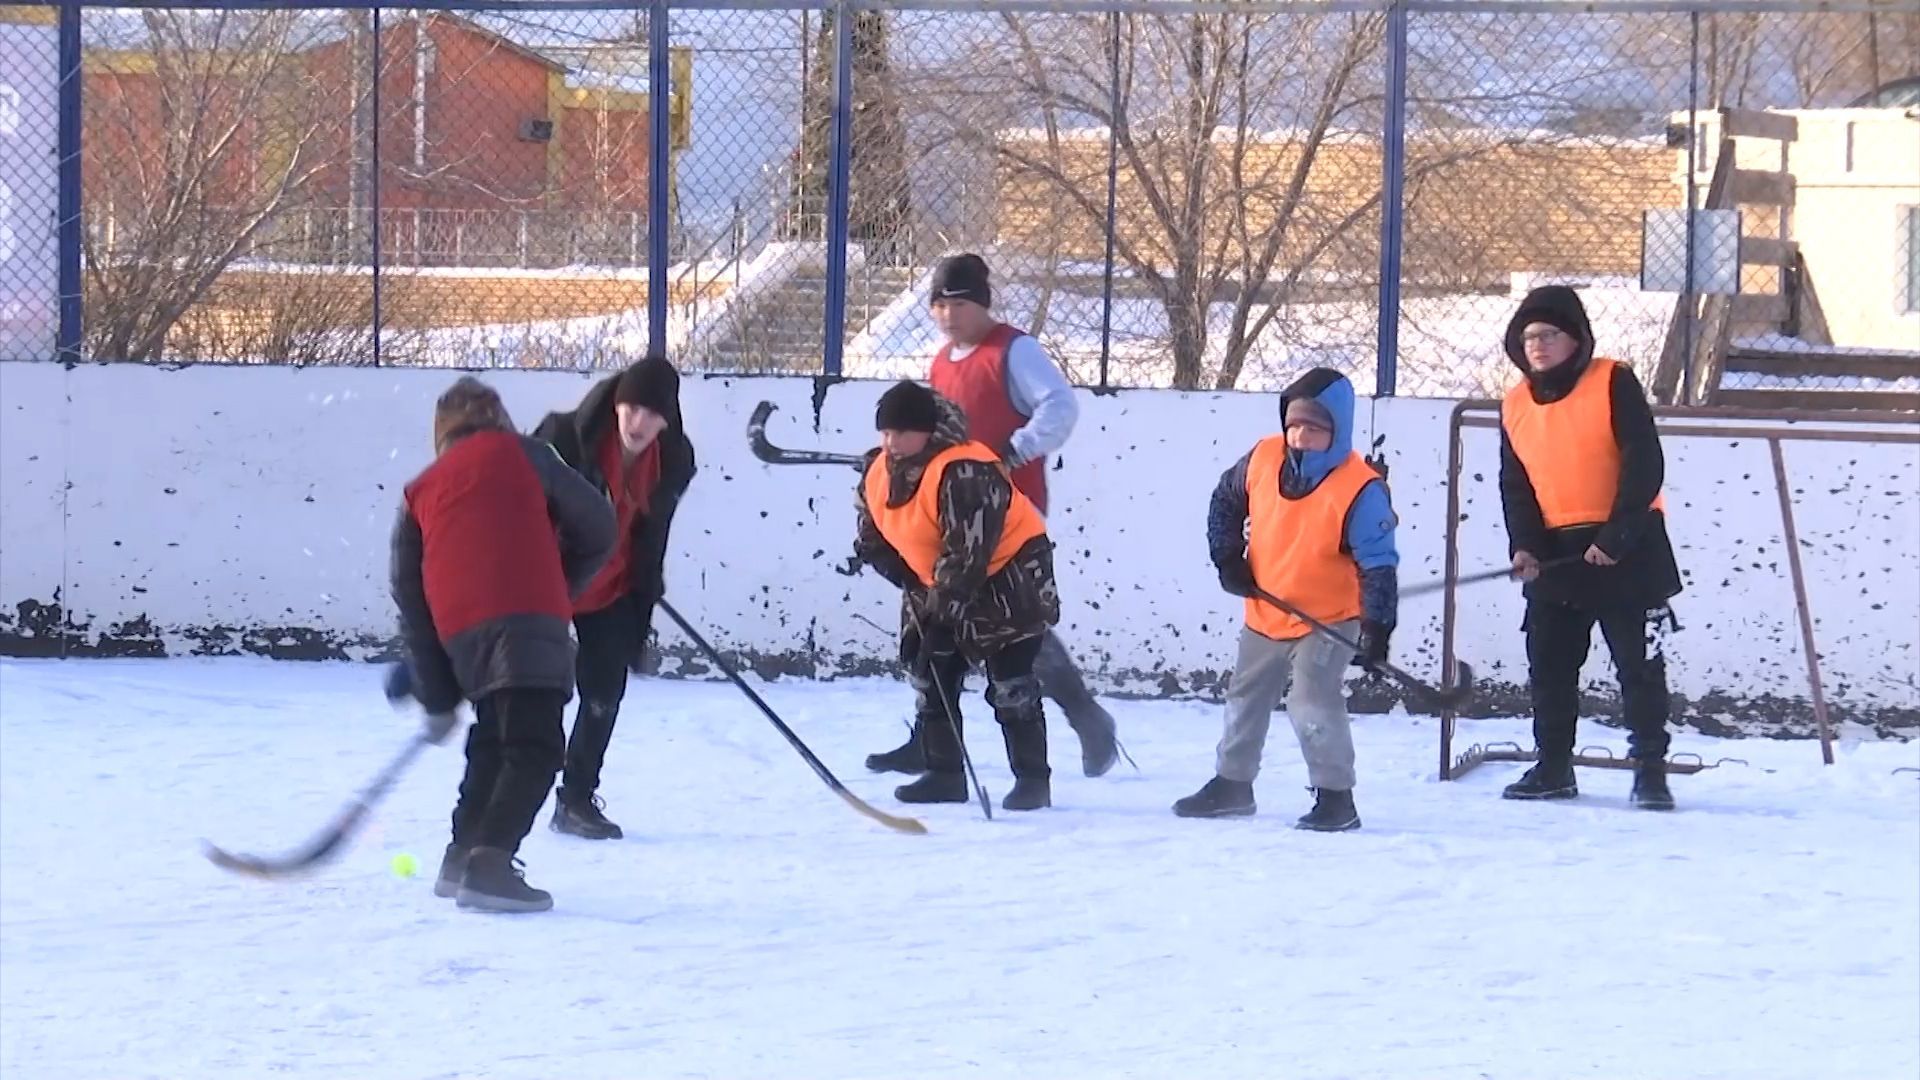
[1295,788,1361,832]
[1502,759,1579,800]
[864,725,926,774]
[456,847,553,913]
[896,771,969,804]
[1001,777,1051,811]
[1036,632,1119,778]
[1172,776,1256,818]
[432,842,468,899]
[550,788,624,839]
[1631,757,1675,811]
[999,717,1052,812]
[1066,700,1120,778]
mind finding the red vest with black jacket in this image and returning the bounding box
[403,431,573,638]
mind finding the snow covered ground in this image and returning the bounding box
[3,657,1917,1080]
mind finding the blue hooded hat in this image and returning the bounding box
[1276,367,1357,493]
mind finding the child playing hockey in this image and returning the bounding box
[387,377,617,911]
[1174,367,1399,830]
[853,381,1061,812]
[1497,284,1682,810]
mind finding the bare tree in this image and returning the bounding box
[896,10,1405,390]
[82,10,369,362]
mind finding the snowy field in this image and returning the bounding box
[3,657,1917,1080]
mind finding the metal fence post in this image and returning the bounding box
[56,0,82,365]
[1372,0,1409,398]
[371,7,384,367]
[648,0,671,356]
[820,0,854,378]
[1681,9,1701,405]
[1098,9,1121,390]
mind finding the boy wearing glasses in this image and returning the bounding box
[1498,285,1683,810]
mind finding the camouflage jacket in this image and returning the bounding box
[854,394,1060,658]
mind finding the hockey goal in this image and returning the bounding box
[1437,402,1920,781]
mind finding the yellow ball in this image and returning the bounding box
[390,852,420,879]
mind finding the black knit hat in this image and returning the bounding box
[875,380,940,433]
[930,253,992,309]
[614,355,680,416]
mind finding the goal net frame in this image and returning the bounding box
[1437,401,1920,781]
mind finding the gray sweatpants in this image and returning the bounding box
[1214,622,1358,791]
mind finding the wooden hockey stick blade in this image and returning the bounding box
[203,733,432,879]
[836,788,931,834]
[747,400,864,467]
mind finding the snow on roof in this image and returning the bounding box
[565,68,652,97]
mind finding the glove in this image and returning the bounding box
[1217,558,1257,598]
[382,661,413,705]
[1353,620,1392,674]
[421,710,460,746]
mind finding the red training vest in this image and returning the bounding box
[928,323,1049,515]
[402,431,572,640]
[574,434,662,614]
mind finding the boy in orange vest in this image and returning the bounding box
[864,252,1120,780]
[854,380,1061,812]
[1498,285,1682,810]
[1174,368,1399,831]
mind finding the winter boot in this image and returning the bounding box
[1172,776,1257,818]
[1066,700,1120,778]
[1502,759,1579,801]
[998,714,1052,812]
[864,726,927,774]
[895,771,970,804]
[1630,757,1675,811]
[432,842,468,899]
[550,788,624,840]
[455,847,553,913]
[1001,777,1051,811]
[1295,788,1361,832]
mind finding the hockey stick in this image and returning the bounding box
[909,610,994,821]
[748,401,865,468]
[1399,555,1584,599]
[203,730,435,879]
[657,599,928,835]
[1250,586,1476,712]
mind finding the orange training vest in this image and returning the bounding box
[863,442,1048,589]
[1243,437,1378,641]
[1501,357,1665,530]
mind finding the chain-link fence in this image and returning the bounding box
[2,1,1914,405]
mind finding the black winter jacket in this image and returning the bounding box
[532,372,697,660]
[1499,286,1683,612]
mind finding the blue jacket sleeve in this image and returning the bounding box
[1345,478,1400,628]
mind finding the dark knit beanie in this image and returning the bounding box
[614,355,680,416]
[875,380,940,433]
[930,253,992,309]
